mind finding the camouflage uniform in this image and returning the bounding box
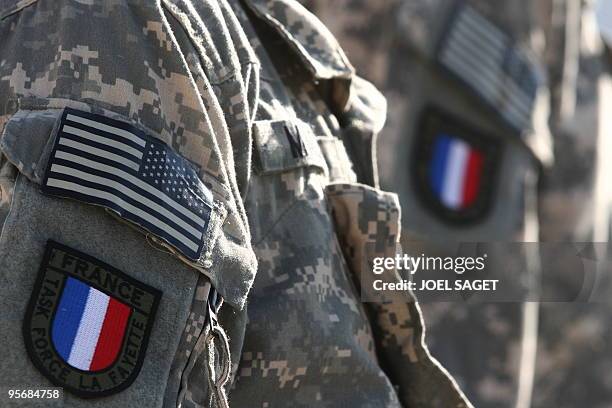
[0,0,469,407]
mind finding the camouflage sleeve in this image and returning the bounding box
[0,1,258,406]
[297,1,553,407]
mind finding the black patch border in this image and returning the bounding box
[411,106,502,225]
[23,241,162,399]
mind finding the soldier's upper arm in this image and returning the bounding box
[0,1,256,405]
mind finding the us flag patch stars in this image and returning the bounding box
[41,108,214,261]
[23,242,161,398]
[413,108,500,224]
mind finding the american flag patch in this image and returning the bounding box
[437,4,540,132]
[42,109,213,261]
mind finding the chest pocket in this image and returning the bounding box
[253,118,356,180]
[248,119,332,241]
[253,119,327,176]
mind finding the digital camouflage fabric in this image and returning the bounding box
[0,0,469,407]
[226,1,469,406]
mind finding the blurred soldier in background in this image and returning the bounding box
[533,1,612,406]
[302,0,612,407]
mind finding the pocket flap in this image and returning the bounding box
[253,119,328,175]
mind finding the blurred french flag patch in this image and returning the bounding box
[429,134,484,210]
[414,108,499,224]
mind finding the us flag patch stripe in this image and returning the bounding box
[62,124,144,160]
[42,109,213,261]
[66,113,147,147]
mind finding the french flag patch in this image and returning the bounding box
[414,108,499,224]
[23,242,161,398]
[429,134,484,210]
[52,277,131,372]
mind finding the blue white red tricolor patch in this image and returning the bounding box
[23,241,161,398]
[413,108,500,224]
[429,134,484,210]
[52,277,132,372]
[41,108,213,261]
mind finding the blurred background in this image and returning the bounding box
[300,0,612,407]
